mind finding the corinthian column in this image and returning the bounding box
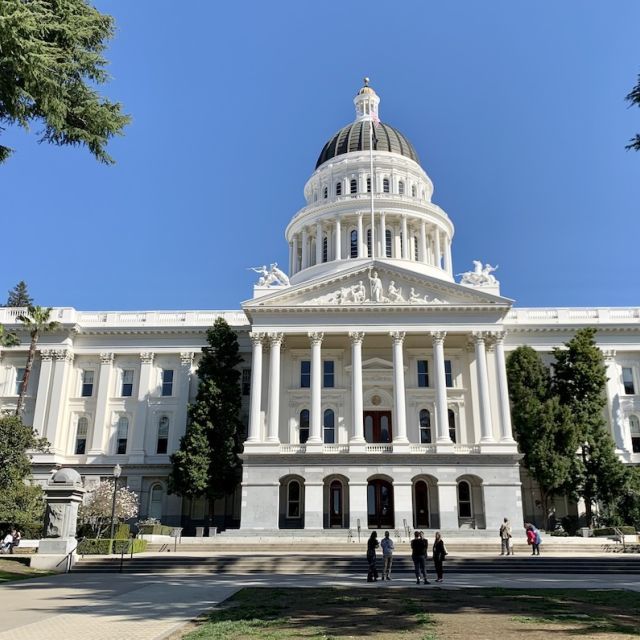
[246,333,264,443]
[390,331,408,444]
[334,218,342,260]
[494,332,515,442]
[266,333,283,443]
[473,332,494,442]
[349,332,365,445]
[308,332,324,444]
[431,332,451,443]
[88,352,114,456]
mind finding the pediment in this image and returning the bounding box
[243,261,512,310]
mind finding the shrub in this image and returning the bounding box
[77,538,148,555]
[561,515,580,536]
[592,526,636,537]
[138,524,173,536]
[550,530,569,537]
[114,523,130,539]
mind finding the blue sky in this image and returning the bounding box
[1,0,638,310]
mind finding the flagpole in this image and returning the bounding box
[369,115,375,260]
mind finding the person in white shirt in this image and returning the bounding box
[380,530,395,581]
[1,531,13,553]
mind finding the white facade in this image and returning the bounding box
[1,83,639,532]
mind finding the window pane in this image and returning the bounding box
[322,236,328,263]
[399,181,404,195]
[323,360,334,387]
[300,361,311,388]
[242,368,251,395]
[122,369,134,396]
[622,368,635,394]
[444,360,453,388]
[75,438,86,455]
[448,409,456,443]
[81,370,94,397]
[417,360,429,387]
[323,409,335,444]
[350,179,357,194]
[366,177,371,193]
[336,182,342,196]
[458,481,470,502]
[383,178,390,193]
[385,230,392,257]
[162,369,174,396]
[350,230,358,258]
[15,368,25,395]
[366,229,371,257]
[300,409,309,443]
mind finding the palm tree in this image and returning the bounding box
[15,306,60,418]
[0,324,19,348]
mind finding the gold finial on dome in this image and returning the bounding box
[363,77,370,86]
[358,77,376,95]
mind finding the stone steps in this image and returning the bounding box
[73,554,640,575]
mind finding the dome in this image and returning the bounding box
[52,468,82,485]
[315,120,420,169]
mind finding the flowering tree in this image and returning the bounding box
[79,480,139,538]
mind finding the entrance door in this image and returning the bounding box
[414,480,430,528]
[367,479,394,528]
[329,480,343,527]
[364,411,392,443]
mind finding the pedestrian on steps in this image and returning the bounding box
[499,518,513,556]
[380,530,394,580]
[432,531,447,582]
[366,531,379,582]
[410,530,429,584]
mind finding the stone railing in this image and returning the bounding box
[365,444,393,453]
[409,444,437,454]
[280,444,306,454]
[277,442,481,454]
[323,444,350,453]
[505,307,640,325]
[453,444,480,454]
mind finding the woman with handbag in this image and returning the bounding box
[432,531,448,582]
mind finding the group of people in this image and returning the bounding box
[366,530,448,584]
[0,529,21,554]
[499,518,543,556]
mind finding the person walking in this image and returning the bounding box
[499,518,513,555]
[410,530,429,584]
[526,524,541,555]
[432,531,447,582]
[10,530,21,554]
[380,530,394,580]
[366,531,379,582]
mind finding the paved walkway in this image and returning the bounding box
[1,571,639,640]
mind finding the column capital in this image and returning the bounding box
[603,349,617,362]
[430,331,446,344]
[267,332,284,347]
[40,349,55,362]
[493,330,507,343]
[249,331,264,346]
[99,352,114,365]
[140,351,155,364]
[53,349,74,362]
[308,332,324,345]
[349,331,365,344]
[389,331,405,344]
[180,351,194,366]
[472,331,489,344]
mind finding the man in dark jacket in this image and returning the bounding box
[410,530,429,584]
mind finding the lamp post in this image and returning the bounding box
[109,464,122,544]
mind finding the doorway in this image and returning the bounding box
[364,411,392,443]
[329,480,343,527]
[414,480,430,528]
[367,479,394,528]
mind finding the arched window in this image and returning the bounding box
[148,484,163,520]
[419,409,431,444]
[322,236,328,263]
[75,417,88,454]
[366,177,371,193]
[630,415,640,453]
[157,416,169,454]
[350,178,357,194]
[411,184,417,198]
[287,480,301,517]
[457,480,472,518]
[299,410,310,444]
[383,178,390,193]
[398,180,405,195]
[335,182,342,196]
[323,186,328,199]
[323,409,335,444]
[448,409,457,443]
[116,417,129,454]
[350,229,358,258]
[366,229,372,257]
[385,229,392,257]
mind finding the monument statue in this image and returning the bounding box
[458,260,499,287]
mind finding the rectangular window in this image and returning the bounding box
[444,360,453,388]
[75,418,88,455]
[14,367,25,395]
[116,417,128,455]
[323,360,335,388]
[300,360,311,388]
[417,360,429,387]
[81,370,94,397]
[121,370,134,397]
[161,369,174,396]
[157,416,169,454]
[242,368,251,396]
[622,367,635,395]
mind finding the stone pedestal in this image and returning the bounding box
[31,468,85,572]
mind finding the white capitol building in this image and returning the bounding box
[1,81,639,534]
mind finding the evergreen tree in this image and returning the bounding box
[0,324,19,348]
[552,328,628,526]
[168,318,243,509]
[507,346,579,528]
[0,415,48,535]
[0,0,130,164]
[626,72,640,151]
[6,281,33,307]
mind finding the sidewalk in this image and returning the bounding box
[1,571,639,640]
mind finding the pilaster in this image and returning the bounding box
[88,352,114,457]
[349,331,366,450]
[130,351,155,463]
[266,333,283,444]
[390,331,409,448]
[32,349,54,437]
[307,332,324,447]
[46,349,74,453]
[173,352,194,452]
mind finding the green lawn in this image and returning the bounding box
[0,559,53,583]
[180,587,640,639]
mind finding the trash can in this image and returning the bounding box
[195,526,205,537]
[207,527,218,537]
[579,527,592,538]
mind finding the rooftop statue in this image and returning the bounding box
[250,263,290,287]
[459,260,499,287]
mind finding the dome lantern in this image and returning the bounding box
[354,77,380,123]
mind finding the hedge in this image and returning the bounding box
[592,526,637,537]
[138,524,173,536]
[78,538,148,555]
[114,523,131,540]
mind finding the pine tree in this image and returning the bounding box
[507,346,580,528]
[552,328,628,526]
[0,0,130,164]
[6,281,33,307]
[168,318,243,509]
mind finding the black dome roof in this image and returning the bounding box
[315,120,420,169]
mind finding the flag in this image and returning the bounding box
[370,113,379,149]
